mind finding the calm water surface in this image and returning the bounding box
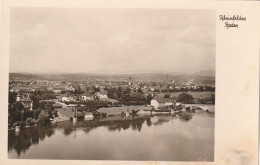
[8,109,214,161]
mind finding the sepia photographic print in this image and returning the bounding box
[8,8,216,161]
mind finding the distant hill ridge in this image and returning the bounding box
[9,71,215,85]
[190,69,215,77]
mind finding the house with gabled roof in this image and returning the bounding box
[81,91,94,101]
[61,93,79,102]
[153,85,162,92]
[16,93,33,111]
[150,98,174,110]
[95,88,108,99]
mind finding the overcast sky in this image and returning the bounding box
[10,8,215,74]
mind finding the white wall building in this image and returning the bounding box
[150,98,174,110]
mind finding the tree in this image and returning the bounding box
[40,101,54,111]
[196,94,215,104]
[177,93,194,104]
[8,109,21,126]
[137,87,143,94]
[13,102,24,111]
[163,94,171,98]
[107,88,118,99]
[146,94,154,104]
[30,90,56,109]
[20,110,25,121]
[71,85,84,94]
[117,87,123,98]
[210,94,215,104]
[37,111,50,125]
[93,87,100,93]
[31,95,40,109]
[47,110,53,118]
[8,91,17,104]
[44,102,54,111]
[84,101,98,112]
[119,92,147,105]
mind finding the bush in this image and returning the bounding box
[177,93,194,104]
[163,94,171,98]
[195,94,215,104]
[37,111,50,125]
[33,110,41,119]
[13,121,21,127]
[26,118,34,126]
[13,121,26,127]
[53,110,58,117]
[37,117,50,125]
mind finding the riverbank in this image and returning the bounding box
[54,104,214,122]
[9,104,215,130]
[185,104,215,112]
[98,104,214,115]
[97,106,154,116]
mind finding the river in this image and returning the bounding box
[8,107,214,161]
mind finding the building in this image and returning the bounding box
[153,85,162,92]
[52,87,63,94]
[95,88,108,99]
[61,93,71,102]
[81,91,94,101]
[61,93,80,102]
[16,93,33,111]
[10,86,30,92]
[150,98,174,110]
[190,84,197,89]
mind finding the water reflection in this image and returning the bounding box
[8,111,213,160]
[8,114,175,156]
[8,125,55,157]
[62,115,174,134]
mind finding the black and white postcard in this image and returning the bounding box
[0,0,259,165]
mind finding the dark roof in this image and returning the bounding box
[20,97,32,102]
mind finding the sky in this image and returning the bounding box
[10,8,215,74]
